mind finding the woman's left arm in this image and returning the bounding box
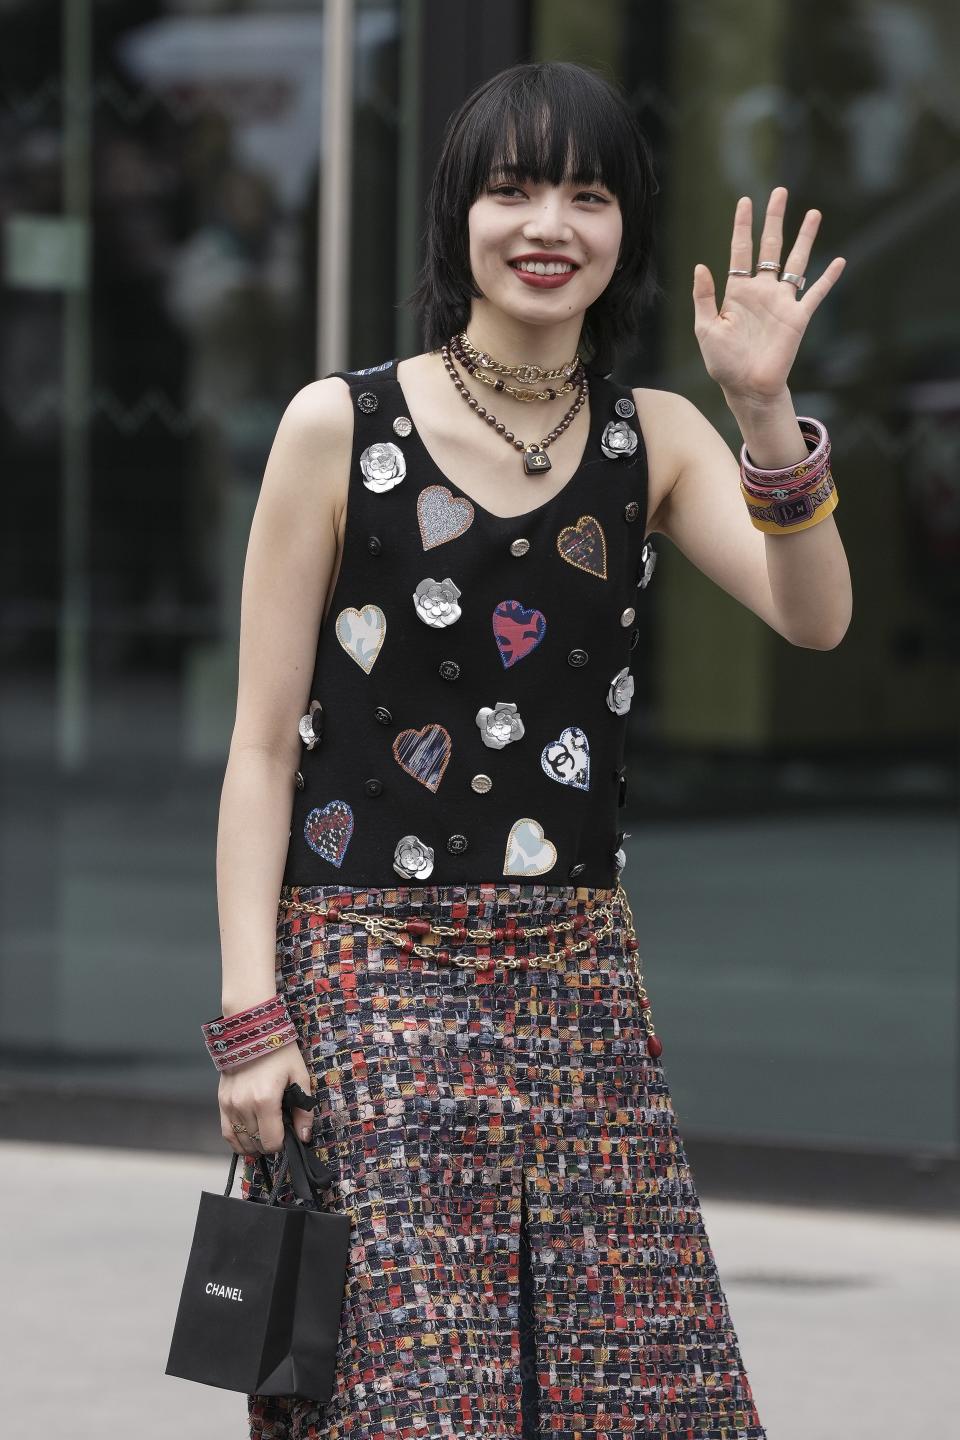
[645,185,853,651]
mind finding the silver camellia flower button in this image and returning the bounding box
[600,420,639,460]
[360,441,406,492]
[413,576,462,628]
[476,701,525,749]
[393,834,435,880]
[606,666,635,716]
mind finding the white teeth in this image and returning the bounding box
[511,260,575,276]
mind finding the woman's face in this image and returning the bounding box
[467,168,623,323]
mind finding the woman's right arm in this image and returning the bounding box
[215,376,353,1156]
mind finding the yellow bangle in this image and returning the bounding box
[740,476,839,534]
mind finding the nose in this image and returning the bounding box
[523,195,573,246]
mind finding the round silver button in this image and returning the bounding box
[614,397,636,418]
[620,607,636,627]
[294,771,304,791]
[374,705,393,725]
[471,773,492,794]
[393,415,412,437]
[447,834,468,854]
[623,500,640,523]
[439,659,460,681]
[510,538,530,557]
[567,648,589,668]
[357,392,378,414]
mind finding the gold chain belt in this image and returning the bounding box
[279,879,663,1057]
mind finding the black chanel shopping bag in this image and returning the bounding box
[165,1083,351,1401]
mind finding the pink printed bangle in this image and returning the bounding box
[201,992,298,1072]
[740,452,830,501]
[740,416,829,486]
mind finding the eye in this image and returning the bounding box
[488,183,610,204]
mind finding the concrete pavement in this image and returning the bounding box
[2,1140,957,1439]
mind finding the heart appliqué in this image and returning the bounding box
[303,801,354,867]
[541,725,590,790]
[335,604,386,673]
[556,515,607,579]
[392,722,452,792]
[492,600,547,669]
[417,484,475,551]
[503,818,558,876]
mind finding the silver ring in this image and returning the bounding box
[780,271,807,292]
[727,268,752,276]
[756,260,781,273]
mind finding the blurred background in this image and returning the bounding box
[1,3,958,1435]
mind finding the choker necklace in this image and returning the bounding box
[441,337,588,474]
[448,332,580,403]
[456,330,581,386]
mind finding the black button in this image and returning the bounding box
[446,834,468,855]
[364,778,383,797]
[629,628,640,650]
[367,535,382,555]
[439,659,460,681]
[295,770,304,791]
[374,705,392,725]
[567,648,589,668]
[624,500,640,523]
[568,860,587,878]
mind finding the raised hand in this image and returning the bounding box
[691,186,846,404]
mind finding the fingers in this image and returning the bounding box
[220,1109,262,1157]
[291,1106,317,1144]
[799,255,847,315]
[729,195,754,273]
[781,204,822,286]
[755,185,788,272]
[691,263,718,335]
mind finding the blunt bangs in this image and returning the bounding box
[403,61,663,375]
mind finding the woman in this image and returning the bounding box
[206,60,850,1440]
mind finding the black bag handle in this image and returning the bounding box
[223,1082,338,1207]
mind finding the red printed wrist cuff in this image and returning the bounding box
[201,992,297,1072]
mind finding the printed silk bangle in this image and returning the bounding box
[739,416,839,534]
[741,417,828,483]
[201,992,298,1072]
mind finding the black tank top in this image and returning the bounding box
[281,355,657,890]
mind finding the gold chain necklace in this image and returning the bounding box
[441,339,588,475]
[448,332,581,403]
[278,879,662,1056]
[456,330,581,385]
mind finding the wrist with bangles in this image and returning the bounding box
[727,258,839,533]
[201,991,297,1072]
[739,415,837,533]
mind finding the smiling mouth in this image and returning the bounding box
[508,259,579,276]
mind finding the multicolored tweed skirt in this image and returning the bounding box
[242,882,767,1440]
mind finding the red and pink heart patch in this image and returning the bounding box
[492,599,547,669]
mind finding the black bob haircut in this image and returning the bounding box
[403,60,663,377]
